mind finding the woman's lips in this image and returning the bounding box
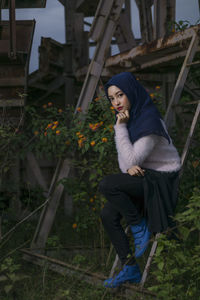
[117,107,123,111]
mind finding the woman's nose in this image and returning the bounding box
[114,98,120,105]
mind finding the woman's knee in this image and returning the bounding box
[99,175,116,194]
[100,204,121,226]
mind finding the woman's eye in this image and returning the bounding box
[118,93,123,97]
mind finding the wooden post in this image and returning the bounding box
[153,0,176,40]
[9,0,17,59]
[114,0,136,52]
[135,0,153,43]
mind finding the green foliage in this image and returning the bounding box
[0,257,28,297]
[148,188,200,299]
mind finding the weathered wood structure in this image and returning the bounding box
[0,0,46,113]
[1,0,200,291]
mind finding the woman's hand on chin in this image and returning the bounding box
[127,165,145,176]
[116,110,129,125]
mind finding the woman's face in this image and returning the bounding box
[108,85,131,113]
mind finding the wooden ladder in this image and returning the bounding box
[109,29,200,288]
[30,0,125,250]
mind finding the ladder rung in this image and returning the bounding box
[186,60,200,67]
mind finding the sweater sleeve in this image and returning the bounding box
[114,123,159,167]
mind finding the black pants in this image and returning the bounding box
[99,173,145,265]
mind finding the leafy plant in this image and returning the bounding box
[148,188,200,299]
[0,257,28,297]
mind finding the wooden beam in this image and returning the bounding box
[31,159,71,249]
[153,0,176,39]
[9,0,17,59]
[114,0,136,52]
[180,101,200,171]
[164,32,199,126]
[135,0,153,43]
[26,152,48,193]
[21,249,156,297]
[0,99,24,107]
[105,25,200,70]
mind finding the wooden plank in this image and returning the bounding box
[135,0,153,43]
[153,0,175,39]
[0,99,24,107]
[105,25,200,69]
[0,78,25,86]
[140,234,160,288]
[36,76,65,102]
[114,7,136,52]
[31,159,71,249]
[9,0,17,59]
[0,40,9,54]
[76,0,125,112]
[180,101,200,171]
[26,152,48,193]
[89,0,114,42]
[164,32,199,126]
[21,249,156,297]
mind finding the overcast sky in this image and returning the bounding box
[2,0,200,73]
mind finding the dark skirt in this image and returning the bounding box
[143,168,180,233]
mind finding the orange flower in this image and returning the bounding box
[43,104,47,109]
[72,223,77,229]
[89,123,101,131]
[76,131,81,136]
[78,137,86,148]
[102,137,108,143]
[48,102,53,107]
[44,131,47,136]
[77,107,82,112]
[54,121,59,125]
[58,109,63,113]
[47,123,52,128]
[155,86,161,90]
[34,131,39,135]
[192,160,199,168]
[90,198,94,203]
[90,141,95,146]
[150,93,154,98]
[110,106,115,110]
[65,140,70,145]
[94,97,100,102]
[109,124,113,132]
[56,130,60,135]
[79,134,84,138]
[52,125,57,130]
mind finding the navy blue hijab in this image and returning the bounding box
[104,72,170,144]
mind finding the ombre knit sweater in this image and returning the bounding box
[114,121,181,173]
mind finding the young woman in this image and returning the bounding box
[99,72,181,288]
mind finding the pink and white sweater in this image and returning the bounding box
[114,121,181,173]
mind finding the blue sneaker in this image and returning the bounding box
[103,264,141,288]
[130,218,151,258]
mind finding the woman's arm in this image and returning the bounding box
[114,123,159,167]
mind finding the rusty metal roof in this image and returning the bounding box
[104,24,200,73]
[0,0,46,8]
